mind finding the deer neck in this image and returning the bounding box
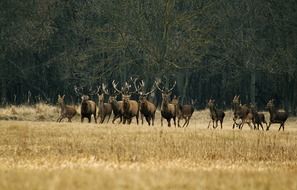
[268,107,276,117]
[59,101,66,112]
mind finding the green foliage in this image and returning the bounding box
[0,0,296,112]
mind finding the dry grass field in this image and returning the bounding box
[0,104,297,190]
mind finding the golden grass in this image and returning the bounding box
[0,104,297,189]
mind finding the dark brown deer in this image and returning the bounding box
[112,80,139,125]
[135,80,157,126]
[232,95,253,130]
[155,80,177,127]
[266,99,288,131]
[97,85,112,124]
[75,86,97,123]
[249,104,267,130]
[56,95,77,122]
[207,99,225,129]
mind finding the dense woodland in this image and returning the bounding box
[1,0,297,113]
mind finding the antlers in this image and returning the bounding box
[74,85,100,96]
[155,80,176,94]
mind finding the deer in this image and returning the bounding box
[74,86,98,123]
[249,104,267,130]
[112,79,139,125]
[266,99,288,131]
[97,84,113,124]
[207,99,225,129]
[56,95,77,122]
[101,84,123,124]
[232,95,253,130]
[155,80,177,127]
[134,80,157,126]
[171,96,195,128]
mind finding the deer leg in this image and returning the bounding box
[145,116,150,126]
[220,120,223,129]
[215,120,219,129]
[152,115,155,126]
[167,118,171,127]
[81,116,84,123]
[94,114,97,123]
[141,113,144,125]
[106,114,111,123]
[207,120,211,128]
[68,117,71,122]
[161,117,163,127]
[266,122,271,131]
[173,117,176,127]
[259,123,264,131]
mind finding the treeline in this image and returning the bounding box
[1,0,297,113]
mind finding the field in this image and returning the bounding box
[0,104,297,190]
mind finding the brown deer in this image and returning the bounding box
[266,99,288,131]
[250,104,267,130]
[232,95,253,130]
[112,80,139,125]
[207,99,225,129]
[135,80,157,126]
[56,95,77,122]
[97,85,112,124]
[155,80,177,127]
[101,84,123,124]
[178,100,195,128]
[74,86,97,123]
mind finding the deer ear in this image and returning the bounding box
[62,95,65,98]
[58,95,61,98]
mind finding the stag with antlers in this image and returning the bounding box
[74,86,98,123]
[134,80,157,126]
[155,80,177,127]
[112,79,139,125]
[232,95,253,130]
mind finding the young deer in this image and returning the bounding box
[250,104,267,130]
[97,92,112,124]
[207,99,225,129]
[266,99,288,131]
[56,95,77,122]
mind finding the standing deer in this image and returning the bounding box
[112,80,139,125]
[266,99,288,131]
[97,84,112,124]
[75,86,97,123]
[101,84,123,124]
[232,95,253,130]
[155,80,177,127]
[135,80,157,126]
[250,104,267,130]
[207,99,225,129]
[56,95,77,122]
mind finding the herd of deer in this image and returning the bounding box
[57,79,289,131]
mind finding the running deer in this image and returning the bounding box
[135,80,157,126]
[74,86,98,123]
[266,99,288,131]
[56,95,77,122]
[112,79,139,125]
[155,80,177,127]
[207,99,225,129]
[173,98,195,128]
[232,95,253,130]
[97,84,112,124]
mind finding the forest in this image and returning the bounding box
[1,0,296,113]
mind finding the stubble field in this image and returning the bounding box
[0,104,297,190]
